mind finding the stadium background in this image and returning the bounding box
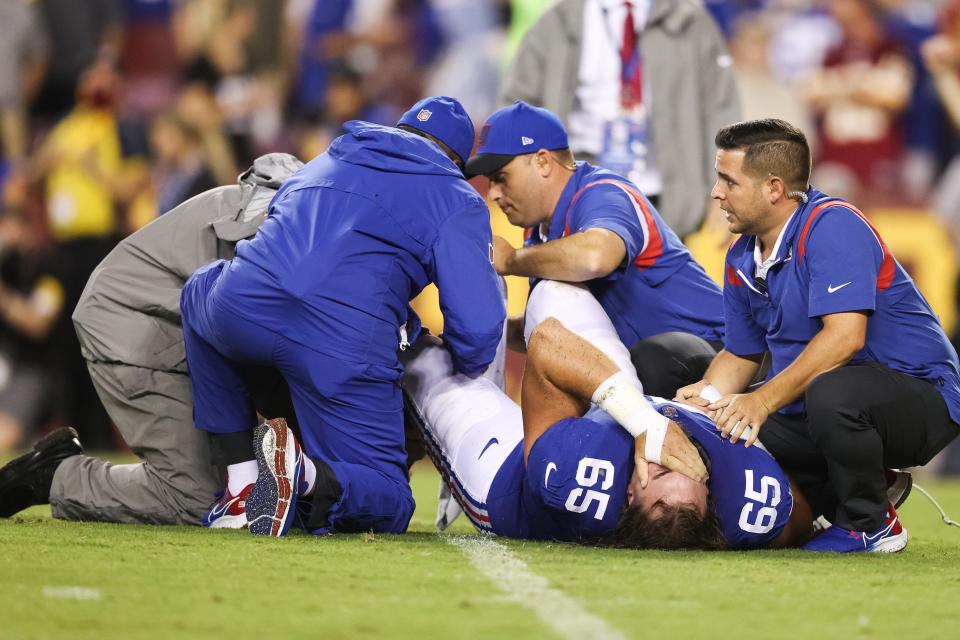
[3,4,960,639]
[2,0,960,482]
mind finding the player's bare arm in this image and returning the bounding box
[521,317,708,486]
[493,228,626,281]
[710,311,868,445]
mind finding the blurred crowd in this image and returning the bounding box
[4,0,960,474]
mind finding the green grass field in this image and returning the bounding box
[2,461,960,640]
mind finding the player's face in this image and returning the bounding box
[627,462,708,515]
[711,149,768,235]
[487,155,549,228]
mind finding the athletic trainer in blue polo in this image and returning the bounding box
[466,101,724,397]
[676,119,960,553]
[180,96,505,536]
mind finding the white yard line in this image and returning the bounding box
[446,534,626,640]
[41,586,101,601]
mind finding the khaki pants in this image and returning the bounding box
[49,363,221,525]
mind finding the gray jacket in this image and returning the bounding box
[72,153,304,373]
[501,0,741,237]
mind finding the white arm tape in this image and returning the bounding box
[643,419,669,464]
[699,384,723,403]
[591,371,669,439]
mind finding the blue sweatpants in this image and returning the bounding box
[180,260,415,534]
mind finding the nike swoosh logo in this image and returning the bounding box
[544,462,558,486]
[827,282,852,293]
[478,437,499,459]
[209,495,241,519]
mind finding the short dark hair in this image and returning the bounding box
[549,148,575,168]
[715,119,811,193]
[603,500,728,551]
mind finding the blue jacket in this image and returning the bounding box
[217,121,505,374]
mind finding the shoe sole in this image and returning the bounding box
[206,513,248,530]
[247,421,299,537]
[870,527,909,553]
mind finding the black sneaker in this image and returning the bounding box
[0,427,83,517]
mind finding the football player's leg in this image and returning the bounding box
[521,282,642,445]
[50,364,221,525]
[402,335,523,532]
[524,281,638,379]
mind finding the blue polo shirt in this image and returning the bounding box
[723,188,960,422]
[525,162,724,345]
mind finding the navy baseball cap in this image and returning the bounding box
[465,101,569,177]
[397,96,475,166]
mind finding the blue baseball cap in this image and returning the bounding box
[465,101,569,177]
[397,96,475,167]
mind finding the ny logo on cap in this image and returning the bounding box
[479,124,491,146]
[417,109,432,122]
[521,136,534,146]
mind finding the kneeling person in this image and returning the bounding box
[468,102,725,397]
[0,154,303,525]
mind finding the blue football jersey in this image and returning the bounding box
[651,400,794,549]
[487,408,633,542]
[486,402,792,548]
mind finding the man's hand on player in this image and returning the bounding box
[708,392,771,447]
[492,235,516,276]
[633,420,708,488]
[673,380,712,410]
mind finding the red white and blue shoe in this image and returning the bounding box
[203,484,252,529]
[803,503,908,553]
[246,418,303,537]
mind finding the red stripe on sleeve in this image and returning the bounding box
[561,179,664,270]
[726,262,743,287]
[797,200,895,291]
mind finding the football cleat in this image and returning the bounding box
[246,418,303,537]
[803,503,908,553]
[203,484,252,529]
[0,427,83,518]
[885,469,913,509]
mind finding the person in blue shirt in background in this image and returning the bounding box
[179,96,505,537]
[676,119,960,553]
[466,102,724,399]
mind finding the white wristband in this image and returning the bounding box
[643,419,669,464]
[591,371,669,439]
[699,384,722,403]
